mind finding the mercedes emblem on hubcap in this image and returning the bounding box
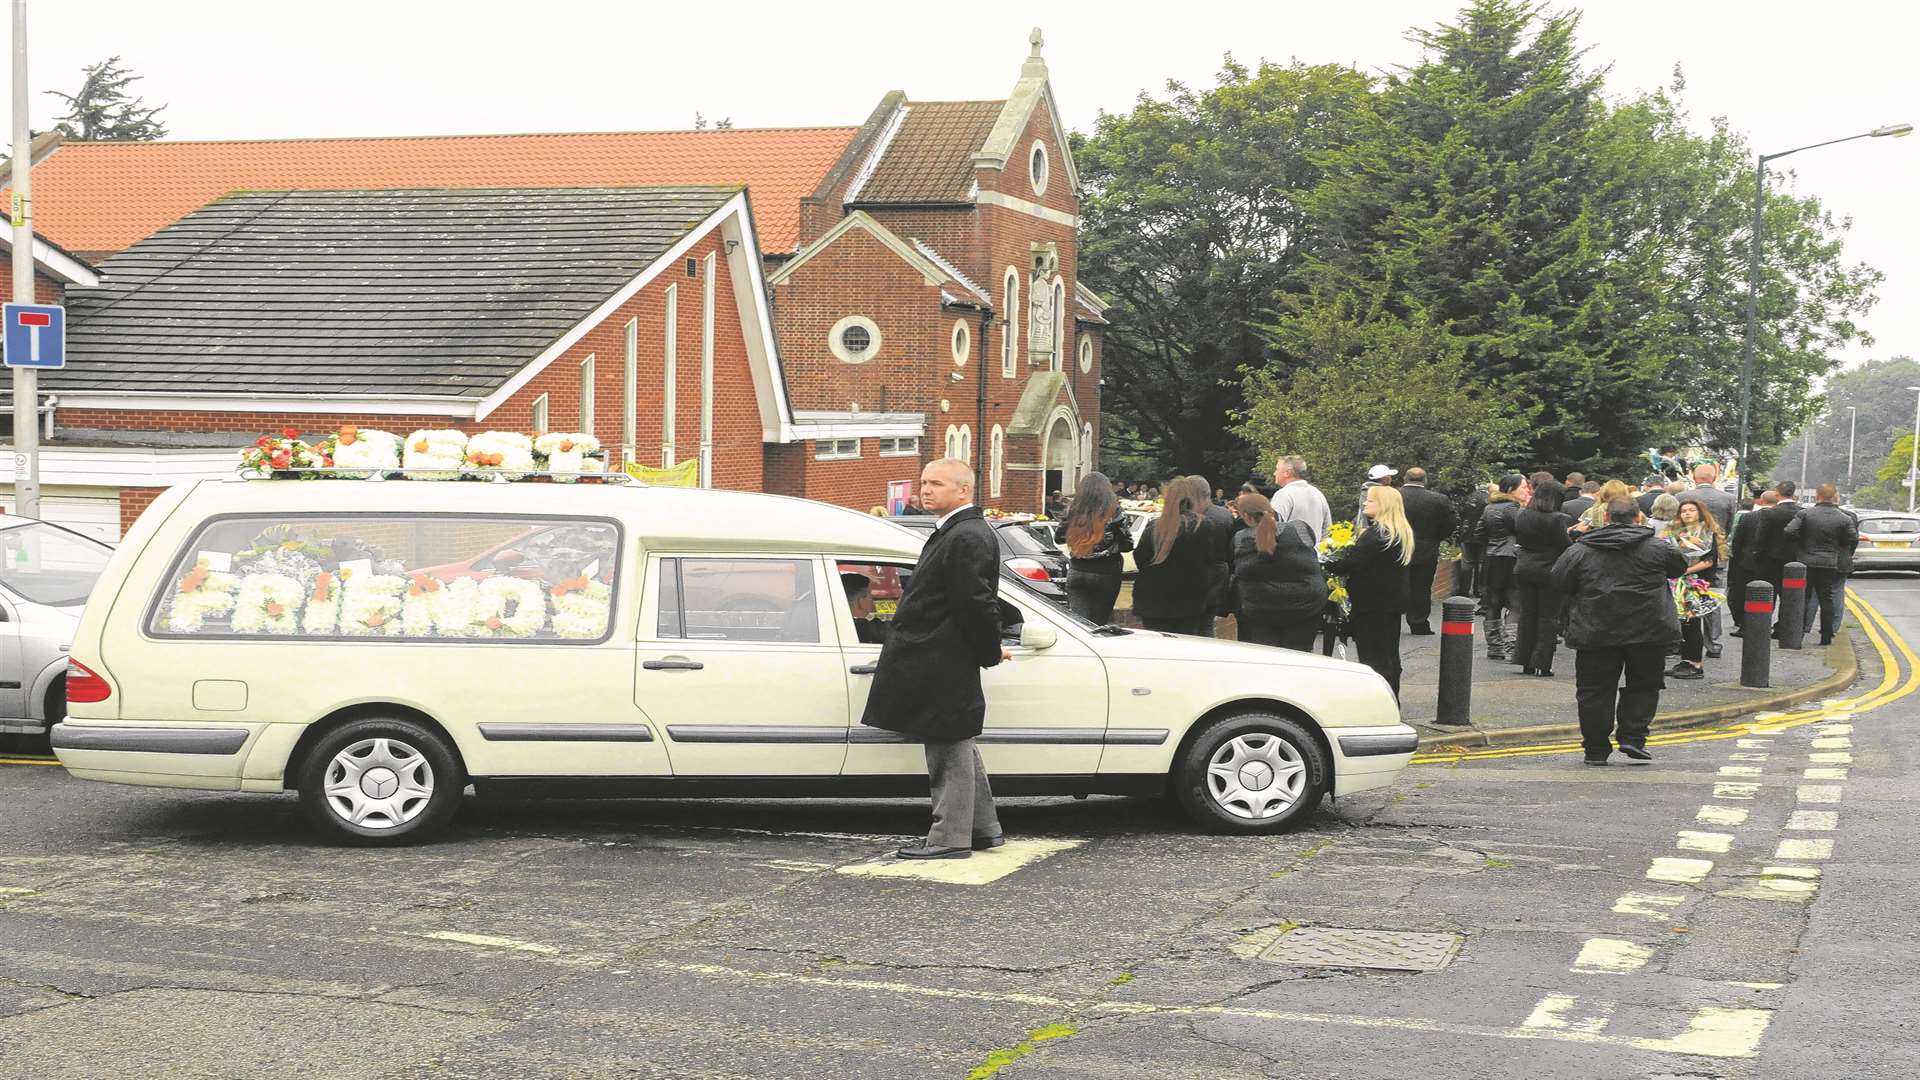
[1239,762,1274,790]
[361,767,399,799]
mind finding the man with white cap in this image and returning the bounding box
[1359,464,1398,523]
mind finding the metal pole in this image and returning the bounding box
[1738,159,1763,472]
[1909,390,1919,514]
[1847,406,1857,499]
[1800,424,1810,488]
[9,0,37,520]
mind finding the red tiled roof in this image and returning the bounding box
[15,127,859,256]
[852,101,1004,204]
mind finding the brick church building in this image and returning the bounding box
[0,31,1105,540]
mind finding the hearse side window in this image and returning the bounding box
[654,558,817,644]
[148,514,619,643]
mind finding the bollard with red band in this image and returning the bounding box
[1777,561,1807,651]
[1741,580,1773,688]
[1435,596,1477,726]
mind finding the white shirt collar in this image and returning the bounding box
[936,503,975,531]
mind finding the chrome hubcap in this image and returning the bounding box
[1206,733,1304,820]
[323,738,434,830]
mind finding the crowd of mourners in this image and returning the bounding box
[1051,453,1861,766]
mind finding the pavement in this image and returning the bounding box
[2,580,1915,1078]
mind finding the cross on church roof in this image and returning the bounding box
[1029,28,1044,57]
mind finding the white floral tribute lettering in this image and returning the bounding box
[231,573,303,634]
[166,561,239,632]
[303,571,342,634]
[403,430,468,480]
[477,576,547,637]
[339,574,407,635]
[464,431,536,480]
[534,433,604,483]
[325,426,401,478]
[549,576,612,638]
[400,574,483,636]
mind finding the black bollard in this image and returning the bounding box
[1777,561,1807,651]
[1435,596,1477,726]
[1741,581,1774,688]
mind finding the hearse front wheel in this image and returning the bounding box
[1174,712,1329,834]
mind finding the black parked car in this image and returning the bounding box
[890,515,1068,602]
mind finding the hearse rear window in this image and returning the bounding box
[149,514,619,643]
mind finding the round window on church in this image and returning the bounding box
[1029,141,1050,197]
[1078,333,1093,373]
[829,315,882,364]
[952,320,970,366]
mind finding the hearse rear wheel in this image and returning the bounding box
[297,717,464,846]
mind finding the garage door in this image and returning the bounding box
[0,494,121,542]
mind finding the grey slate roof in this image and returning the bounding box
[49,185,737,399]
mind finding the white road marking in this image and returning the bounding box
[1774,838,1834,861]
[1613,891,1688,919]
[1719,866,1820,903]
[1797,785,1843,804]
[1571,939,1654,975]
[752,860,834,873]
[1714,783,1760,799]
[1522,994,1615,1034]
[1647,857,1714,884]
[1735,738,1774,749]
[660,962,1772,1058]
[0,886,36,895]
[1695,806,1748,826]
[1785,810,1838,831]
[1813,723,1852,734]
[1809,752,1853,764]
[1803,767,1848,781]
[1718,766,1763,777]
[425,931,561,955]
[1676,831,1733,854]
[835,838,1081,885]
[1645,1007,1773,1059]
[1811,738,1852,750]
[1729,753,1770,761]
[1725,981,1784,991]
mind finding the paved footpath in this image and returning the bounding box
[1,582,1915,1078]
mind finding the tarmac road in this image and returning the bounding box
[1,579,1916,1079]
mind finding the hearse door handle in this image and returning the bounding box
[849,663,878,675]
[643,658,705,671]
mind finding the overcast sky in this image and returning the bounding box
[11,1,1917,371]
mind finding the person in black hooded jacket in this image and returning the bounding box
[1230,492,1326,651]
[1477,473,1527,660]
[1512,479,1575,676]
[1551,497,1689,766]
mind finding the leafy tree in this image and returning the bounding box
[1856,432,1920,512]
[1075,59,1373,482]
[1777,356,1920,502]
[1238,289,1524,498]
[46,56,168,141]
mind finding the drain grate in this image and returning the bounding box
[1257,927,1462,972]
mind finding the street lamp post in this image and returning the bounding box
[1908,387,1920,514]
[1801,424,1812,488]
[1737,122,1913,472]
[1846,405,1857,500]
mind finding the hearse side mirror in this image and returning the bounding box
[1019,623,1058,651]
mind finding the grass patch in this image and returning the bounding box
[1483,857,1511,869]
[1109,971,1135,985]
[968,1023,1079,1079]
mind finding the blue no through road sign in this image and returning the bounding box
[3,303,65,369]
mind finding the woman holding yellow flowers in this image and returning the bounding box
[1323,485,1416,700]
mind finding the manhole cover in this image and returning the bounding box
[1257,927,1462,972]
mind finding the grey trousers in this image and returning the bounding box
[924,738,1001,848]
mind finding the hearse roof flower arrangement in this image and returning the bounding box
[534,433,604,482]
[403,430,468,480]
[238,428,323,474]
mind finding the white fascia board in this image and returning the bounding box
[1074,280,1110,314]
[51,392,476,416]
[976,191,1077,228]
[33,238,100,287]
[0,446,238,487]
[475,193,744,422]
[721,193,797,443]
[791,421,925,440]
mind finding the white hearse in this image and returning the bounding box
[51,475,1416,844]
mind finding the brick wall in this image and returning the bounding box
[0,263,67,305]
[118,486,165,535]
[767,439,923,510]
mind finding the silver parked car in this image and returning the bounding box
[1851,512,1920,572]
[0,518,114,739]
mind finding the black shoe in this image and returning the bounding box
[1729,629,1744,638]
[1707,645,1723,659]
[1667,661,1694,676]
[1618,745,1653,764]
[1584,756,1610,767]
[1521,666,1537,676]
[1533,668,1554,678]
[1671,665,1704,680]
[1409,627,1435,636]
[1819,636,1834,647]
[896,843,972,860]
[972,834,1005,852]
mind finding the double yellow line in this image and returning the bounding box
[1414,589,1919,764]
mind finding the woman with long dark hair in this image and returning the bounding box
[1512,478,1575,676]
[1324,485,1414,698]
[1132,476,1214,635]
[1231,492,1326,651]
[1665,498,1728,680]
[1053,472,1133,624]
